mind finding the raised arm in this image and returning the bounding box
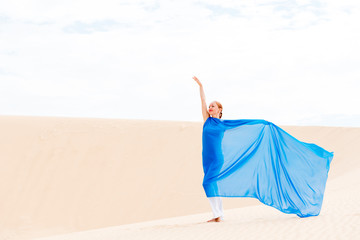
[193,76,210,122]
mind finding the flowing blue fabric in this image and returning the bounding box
[202,117,334,218]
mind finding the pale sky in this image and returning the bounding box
[1,0,359,126]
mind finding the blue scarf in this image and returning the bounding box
[202,117,334,217]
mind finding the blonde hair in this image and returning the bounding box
[214,101,223,119]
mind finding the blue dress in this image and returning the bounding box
[202,117,334,217]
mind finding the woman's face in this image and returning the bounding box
[208,102,220,115]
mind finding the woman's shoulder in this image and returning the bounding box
[203,116,210,124]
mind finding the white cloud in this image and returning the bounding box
[0,0,359,126]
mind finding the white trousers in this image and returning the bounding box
[208,197,224,220]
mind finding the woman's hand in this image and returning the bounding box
[193,76,202,87]
[193,76,209,121]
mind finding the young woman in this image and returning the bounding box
[193,76,224,222]
[192,76,334,223]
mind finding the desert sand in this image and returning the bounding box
[0,115,359,240]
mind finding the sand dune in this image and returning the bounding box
[32,167,360,240]
[0,115,359,240]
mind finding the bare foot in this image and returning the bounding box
[207,217,221,222]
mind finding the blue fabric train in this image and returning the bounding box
[202,117,334,218]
